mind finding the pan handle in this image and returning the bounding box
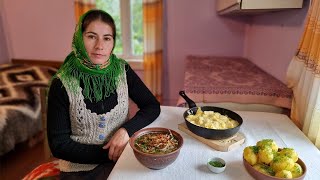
[179,91,197,108]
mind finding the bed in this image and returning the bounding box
[0,63,57,156]
[177,55,293,114]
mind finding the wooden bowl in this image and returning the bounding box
[243,156,307,180]
[129,127,184,170]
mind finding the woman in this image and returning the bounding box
[47,9,160,179]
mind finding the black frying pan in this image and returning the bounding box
[179,91,243,140]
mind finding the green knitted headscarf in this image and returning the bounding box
[53,10,127,102]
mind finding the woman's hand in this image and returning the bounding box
[103,128,129,161]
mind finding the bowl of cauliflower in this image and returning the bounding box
[243,139,306,180]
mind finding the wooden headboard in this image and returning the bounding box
[11,58,143,71]
[12,59,63,69]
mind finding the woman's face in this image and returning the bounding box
[83,20,114,65]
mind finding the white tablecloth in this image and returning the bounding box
[108,106,320,180]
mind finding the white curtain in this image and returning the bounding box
[286,0,320,149]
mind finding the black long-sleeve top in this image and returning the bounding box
[47,64,160,164]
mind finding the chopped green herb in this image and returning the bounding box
[209,160,225,167]
[251,146,259,154]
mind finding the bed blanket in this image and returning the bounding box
[177,56,293,109]
[0,64,57,156]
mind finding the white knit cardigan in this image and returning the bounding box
[58,69,129,172]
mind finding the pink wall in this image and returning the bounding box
[0,0,9,64]
[164,0,246,105]
[244,0,309,82]
[2,0,75,61]
[0,0,309,106]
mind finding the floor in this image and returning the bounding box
[0,139,55,180]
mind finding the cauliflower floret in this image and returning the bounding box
[231,120,239,128]
[225,121,234,129]
[204,122,213,129]
[188,120,195,125]
[219,121,227,129]
[219,115,229,122]
[203,111,214,115]
[195,107,203,116]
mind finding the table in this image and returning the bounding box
[108,106,320,180]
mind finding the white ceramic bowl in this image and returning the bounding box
[207,157,226,174]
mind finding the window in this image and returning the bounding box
[96,0,143,61]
